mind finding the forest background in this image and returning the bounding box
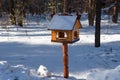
[0,0,119,27]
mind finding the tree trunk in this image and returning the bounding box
[9,0,16,25]
[88,0,96,26]
[17,0,24,27]
[95,0,101,47]
[63,0,68,14]
[84,0,89,13]
[50,0,56,18]
[112,0,118,23]
[0,0,2,17]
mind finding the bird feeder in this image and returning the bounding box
[48,15,82,78]
[49,15,82,43]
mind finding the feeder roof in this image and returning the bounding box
[48,15,77,30]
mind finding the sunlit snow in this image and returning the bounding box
[0,13,120,80]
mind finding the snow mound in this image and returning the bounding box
[0,61,29,80]
[87,65,120,80]
[0,61,9,71]
[0,61,77,80]
[37,65,51,77]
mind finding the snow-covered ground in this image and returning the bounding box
[0,14,120,80]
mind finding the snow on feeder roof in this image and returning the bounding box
[49,15,77,30]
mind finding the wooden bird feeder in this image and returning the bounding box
[49,15,82,43]
[48,15,82,78]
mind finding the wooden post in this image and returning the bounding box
[62,43,69,78]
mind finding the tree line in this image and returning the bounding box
[0,0,119,26]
